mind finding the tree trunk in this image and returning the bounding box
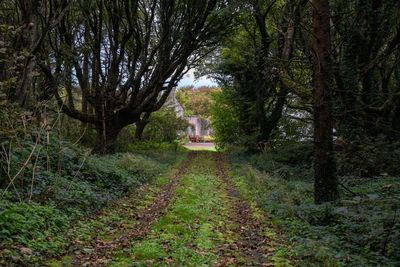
[135,112,151,141]
[15,0,41,107]
[134,122,146,141]
[81,52,89,129]
[259,84,288,145]
[81,97,88,127]
[93,125,122,154]
[312,0,339,204]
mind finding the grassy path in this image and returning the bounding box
[50,151,283,266]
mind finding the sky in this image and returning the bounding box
[177,69,218,88]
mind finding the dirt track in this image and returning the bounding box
[57,151,280,266]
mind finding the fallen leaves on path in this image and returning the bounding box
[214,152,276,266]
[55,151,282,266]
[70,152,197,266]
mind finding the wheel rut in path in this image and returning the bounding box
[71,151,197,266]
[65,151,280,266]
[214,152,275,266]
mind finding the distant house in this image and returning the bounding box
[167,88,212,137]
[186,116,212,136]
[165,88,185,118]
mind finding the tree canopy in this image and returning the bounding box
[1,0,400,204]
[1,0,233,153]
[203,0,400,202]
[175,85,221,119]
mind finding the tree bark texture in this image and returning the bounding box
[312,0,339,204]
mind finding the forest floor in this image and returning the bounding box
[47,151,286,266]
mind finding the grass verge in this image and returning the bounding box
[0,146,187,265]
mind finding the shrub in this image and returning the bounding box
[210,90,243,148]
[127,140,178,152]
[142,106,191,143]
[113,107,190,152]
[230,142,313,181]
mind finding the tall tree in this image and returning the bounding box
[40,0,231,153]
[175,85,220,118]
[329,0,400,176]
[0,0,70,106]
[204,0,302,150]
[312,0,338,203]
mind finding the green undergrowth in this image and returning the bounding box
[47,152,187,267]
[120,140,182,154]
[184,146,218,151]
[229,144,400,266]
[0,137,186,265]
[111,152,236,265]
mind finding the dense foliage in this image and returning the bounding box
[1,0,400,264]
[205,0,297,149]
[329,0,400,177]
[210,90,243,148]
[175,86,221,119]
[204,0,400,203]
[140,107,190,143]
[230,145,400,266]
[0,0,233,153]
[0,100,182,263]
[113,106,190,153]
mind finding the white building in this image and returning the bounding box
[167,88,212,137]
[186,116,212,136]
[165,88,185,117]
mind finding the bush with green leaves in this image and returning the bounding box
[142,106,190,143]
[113,106,190,152]
[210,90,243,148]
[0,122,178,262]
[1,139,168,210]
[230,142,313,181]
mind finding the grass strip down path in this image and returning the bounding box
[48,151,194,266]
[50,151,285,266]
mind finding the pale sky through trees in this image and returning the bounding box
[177,69,218,87]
